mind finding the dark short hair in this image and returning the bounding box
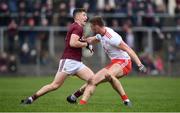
[73,8,86,18]
[89,16,104,27]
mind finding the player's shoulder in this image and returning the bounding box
[105,27,122,39]
[71,22,82,29]
[68,23,82,34]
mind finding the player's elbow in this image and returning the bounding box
[69,41,75,47]
[69,41,79,48]
[88,78,98,86]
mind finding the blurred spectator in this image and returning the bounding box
[69,0,75,16]
[88,0,97,12]
[0,52,8,73]
[175,2,180,13]
[26,0,35,13]
[82,2,90,13]
[175,19,180,51]
[0,0,9,14]
[123,20,135,49]
[167,45,175,75]
[8,0,18,13]
[154,53,164,74]
[175,4,180,21]
[38,18,49,65]
[41,0,53,25]
[154,0,166,14]
[58,2,69,26]
[134,31,144,52]
[19,42,30,64]
[153,28,165,52]
[0,0,10,26]
[27,17,36,50]
[114,0,127,14]
[33,1,41,26]
[140,52,157,75]
[18,16,26,50]
[103,3,115,13]
[0,52,17,73]
[111,19,119,28]
[18,0,26,16]
[7,19,18,54]
[19,17,37,64]
[135,0,147,26]
[126,1,133,16]
[27,17,37,63]
[8,54,17,73]
[143,3,155,26]
[75,0,96,13]
[103,3,115,26]
[175,32,180,50]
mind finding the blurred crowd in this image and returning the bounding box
[1,0,180,27]
[0,52,17,73]
[0,0,180,75]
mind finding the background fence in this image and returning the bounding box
[0,0,180,76]
[0,25,179,76]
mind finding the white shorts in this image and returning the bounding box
[58,59,86,75]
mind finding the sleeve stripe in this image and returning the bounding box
[105,32,112,39]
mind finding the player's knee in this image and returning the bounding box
[105,74,112,82]
[88,77,96,86]
[50,83,60,90]
[87,77,92,84]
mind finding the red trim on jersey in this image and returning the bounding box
[105,31,112,39]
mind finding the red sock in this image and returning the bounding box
[79,100,87,105]
[121,95,128,101]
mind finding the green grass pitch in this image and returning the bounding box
[0,76,180,112]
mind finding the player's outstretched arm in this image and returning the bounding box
[118,41,147,73]
[86,36,99,44]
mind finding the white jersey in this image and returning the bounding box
[96,27,130,60]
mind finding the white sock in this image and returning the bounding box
[124,99,130,102]
[28,96,33,102]
[71,94,77,101]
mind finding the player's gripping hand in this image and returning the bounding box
[86,43,94,53]
[138,64,147,73]
[79,38,86,42]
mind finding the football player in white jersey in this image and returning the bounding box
[67,16,146,106]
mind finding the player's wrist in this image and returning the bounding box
[137,64,143,68]
[138,64,147,73]
[86,42,89,48]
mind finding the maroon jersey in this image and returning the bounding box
[61,22,83,61]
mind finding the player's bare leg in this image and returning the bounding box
[67,83,87,103]
[67,66,94,103]
[79,68,108,104]
[79,64,132,107]
[21,71,68,104]
[105,64,132,107]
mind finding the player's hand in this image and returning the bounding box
[138,64,147,73]
[86,43,94,53]
[79,38,86,42]
[79,36,88,42]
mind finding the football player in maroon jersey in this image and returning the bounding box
[21,8,94,104]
